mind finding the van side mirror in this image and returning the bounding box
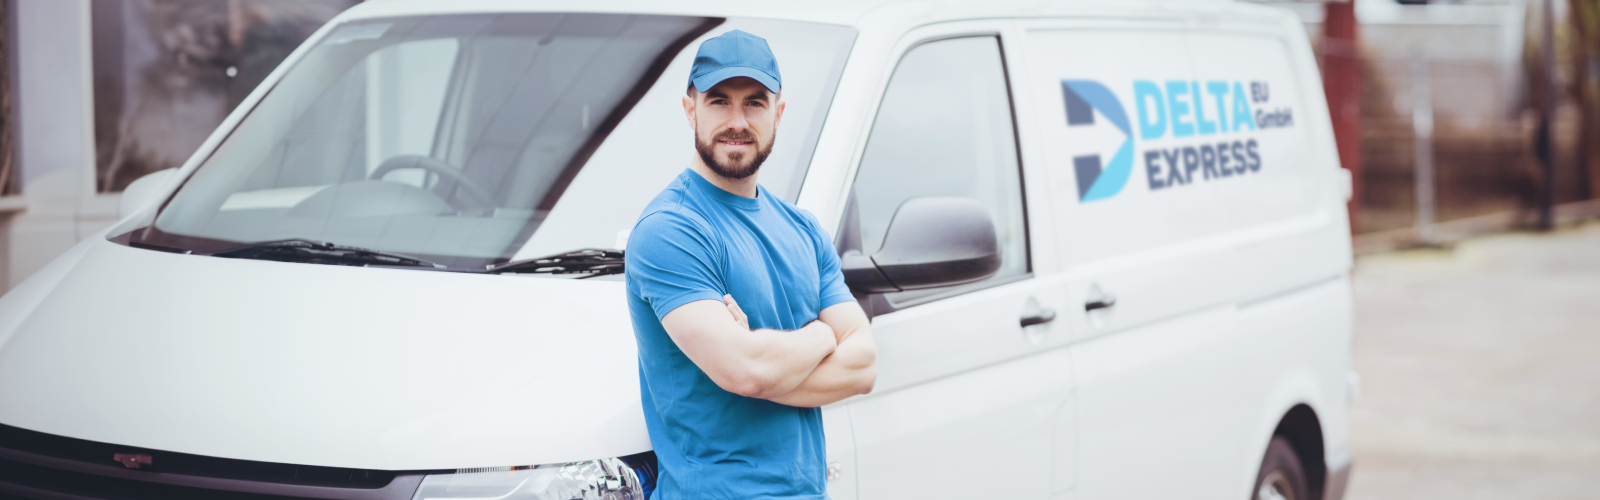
[842,197,1002,293]
[118,168,177,219]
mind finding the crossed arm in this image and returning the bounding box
[660,297,878,406]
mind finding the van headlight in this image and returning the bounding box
[412,457,644,500]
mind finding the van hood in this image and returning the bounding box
[0,239,647,470]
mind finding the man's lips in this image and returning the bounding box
[718,138,754,148]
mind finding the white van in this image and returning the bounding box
[0,1,1354,499]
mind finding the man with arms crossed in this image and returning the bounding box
[625,30,878,499]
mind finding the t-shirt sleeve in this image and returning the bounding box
[802,210,856,310]
[626,210,727,320]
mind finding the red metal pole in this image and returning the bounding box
[1323,1,1362,235]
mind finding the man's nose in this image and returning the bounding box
[726,104,750,131]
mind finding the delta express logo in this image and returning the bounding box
[1061,79,1293,202]
[1060,81,1134,202]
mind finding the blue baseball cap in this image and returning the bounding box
[688,30,781,94]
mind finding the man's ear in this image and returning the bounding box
[774,99,786,129]
[682,94,697,131]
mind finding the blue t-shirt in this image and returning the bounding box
[625,169,855,500]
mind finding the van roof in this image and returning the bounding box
[343,0,1293,30]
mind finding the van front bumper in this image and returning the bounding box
[0,423,425,499]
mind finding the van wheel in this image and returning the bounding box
[1253,436,1309,500]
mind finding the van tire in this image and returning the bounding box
[1252,436,1309,500]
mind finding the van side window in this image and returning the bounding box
[844,36,1029,306]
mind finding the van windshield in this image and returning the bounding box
[135,13,853,269]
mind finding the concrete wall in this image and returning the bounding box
[0,0,120,292]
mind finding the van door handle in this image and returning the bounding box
[1020,308,1057,327]
[1085,296,1117,311]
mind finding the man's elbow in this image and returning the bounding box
[854,366,878,396]
[849,346,879,396]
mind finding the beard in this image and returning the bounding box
[695,128,775,180]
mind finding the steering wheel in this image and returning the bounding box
[368,155,495,208]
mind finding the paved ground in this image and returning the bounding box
[1344,221,1600,500]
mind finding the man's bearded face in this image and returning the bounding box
[691,78,779,180]
[695,127,774,180]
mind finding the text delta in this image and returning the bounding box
[1133,80,1257,139]
[1130,79,1279,192]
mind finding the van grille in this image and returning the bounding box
[0,458,303,499]
[0,424,429,499]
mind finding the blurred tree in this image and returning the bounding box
[1571,0,1600,199]
[0,0,13,196]
[1521,0,1572,226]
[91,0,357,193]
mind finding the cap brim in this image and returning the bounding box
[691,66,781,94]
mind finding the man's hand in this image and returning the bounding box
[662,299,836,400]
[724,295,750,330]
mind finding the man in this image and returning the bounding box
[624,30,879,499]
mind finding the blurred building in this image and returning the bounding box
[0,0,355,292]
[1272,0,1599,240]
[1281,0,1527,126]
[0,0,1591,292]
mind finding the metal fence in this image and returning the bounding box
[1344,48,1593,241]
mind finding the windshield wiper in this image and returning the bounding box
[211,239,447,270]
[487,248,623,277]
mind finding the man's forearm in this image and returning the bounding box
[735,321,837,399]
[664,300,836,399]
[766,328,877,407]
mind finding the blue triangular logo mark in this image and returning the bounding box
[1062,80,1134,202]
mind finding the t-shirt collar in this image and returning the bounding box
[684,168,761,211]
